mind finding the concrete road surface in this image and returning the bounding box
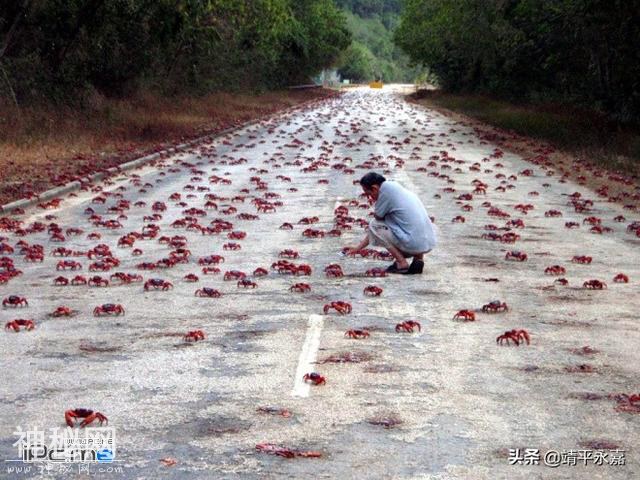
[1,87,638,479]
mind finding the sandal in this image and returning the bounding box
[408,260,424,274]
[386,263,410,274]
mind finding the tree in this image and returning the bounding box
[337,42,376,81]
[394,0,640,120]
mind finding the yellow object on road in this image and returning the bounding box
[369,81,383,89]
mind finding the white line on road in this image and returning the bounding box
[291,314,324,397]
[291,196,343,397]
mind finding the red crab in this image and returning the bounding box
[198,255,225,265]
[93,304,125,316]
[303,372,326,385]
[571,256,592,264]
[290,283,311,293]
[224,270,246,281]
[195,288,222,298]
[583,279,607,290]
[228,231,247,240]
[365,268,387,277]
[505,219,525,229]
[545,265,566,276]
[144,279,173,291]
[323,301,352,315]
[395,320,421,332]
[611,394,640,414]
[500,232,520,243]
[137,262,157,271]
[88,276,109,287]
[253,267,268,277]
[363,285,383,296]
[110,272,142,284]
[496,329,530,346]
[451,215,466,223]
[5,319,35,331]
[54,276,69,286]
[279,249,299,259]
[255,443,322,458]
[117,236,135,248]
[237,279,257,289]
[505,251,527,262]
[514,204,534,214]
[24,252,44,262]
[613,273,629,283]
[325,265,344,278]
[184,330,205,342]
[256,406,292,418]
[256,204,276,213]
[183,273,199,282]
[199,266,219,275]
[71,275,88,285]
[51,247,72,257]
[50,306,75,317]
[544,210,563,217]
[65,409,108,428]
[482,301,508,313]
[3,295,28,308]
[344,329,370,339]
[302,228,324,238]
[296,264,312,276]
[223,242,241,251]
[56,260,82,271]
[279,222,293,230]
[453,310,476,321]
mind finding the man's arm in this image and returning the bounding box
[344,234,369,255]
[374,187,390,220]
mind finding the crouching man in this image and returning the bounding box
[344,172,436,274]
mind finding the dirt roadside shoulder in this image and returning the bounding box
[0,88,340,207]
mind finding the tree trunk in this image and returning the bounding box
[0,0,33,61]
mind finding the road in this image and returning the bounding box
[1,87,639,479]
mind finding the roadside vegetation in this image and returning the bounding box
[396,1,639,177]
[410,90,640,178]
[0,0,349,204]
[395,1,639,122]
[0,0,350,102]
[0,87,337,205]
[334,0,422,83]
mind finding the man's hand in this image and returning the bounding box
[344,236,370,256]
[342,245,360,256]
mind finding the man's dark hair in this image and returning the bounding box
[360,172,386,189]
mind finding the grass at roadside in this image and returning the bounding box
[409,90,640,178]
[0,88,337,205]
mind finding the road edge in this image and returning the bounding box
[0,93,338,215]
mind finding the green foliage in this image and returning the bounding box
[395,0,640,121]
[0,0,351,102]
[337,42,376,81]
[335,3,422,83]
[334,0,401,18]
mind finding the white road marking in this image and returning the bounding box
[291,314,324,397]
[291,197,344,397]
